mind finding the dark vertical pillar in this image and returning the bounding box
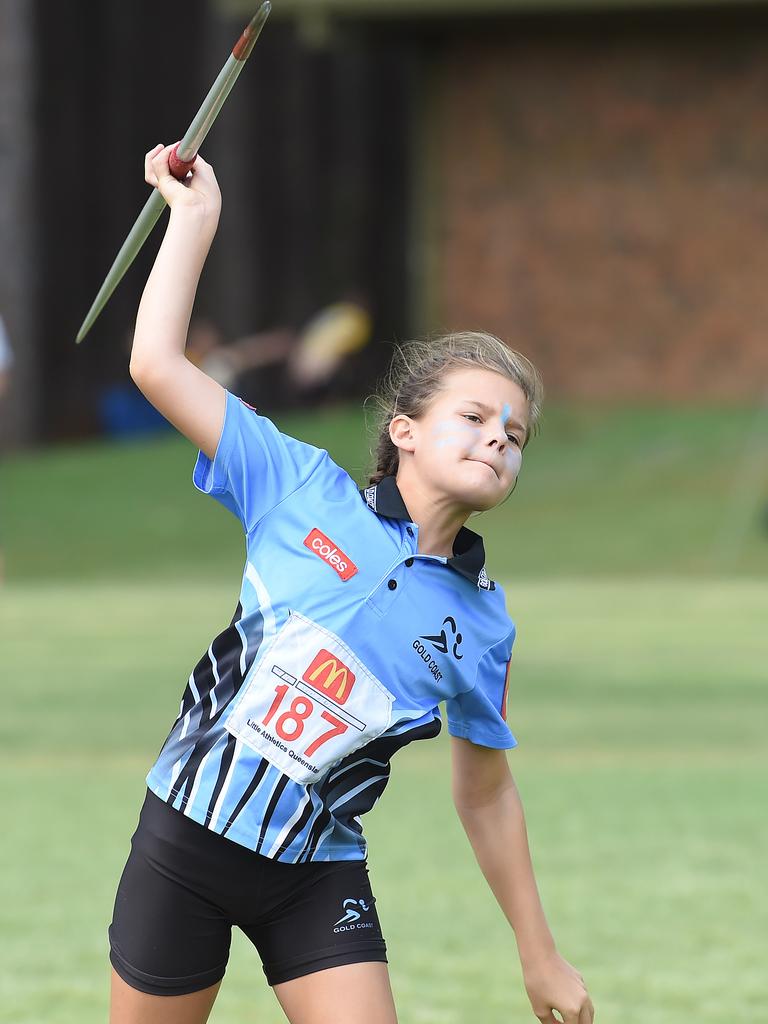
[34,0,206,439]
[0,0,38,447]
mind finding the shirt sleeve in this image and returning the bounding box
[445,627,518,749]
[193,391,329,532]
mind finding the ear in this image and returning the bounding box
[389,414,417,454]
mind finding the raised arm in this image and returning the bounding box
[129,144,226,459]
[450,736,594,1024]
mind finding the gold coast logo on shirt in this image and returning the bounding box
[303,528,358,581]
[302,649,356,705]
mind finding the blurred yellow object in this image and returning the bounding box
[290,302,372,389]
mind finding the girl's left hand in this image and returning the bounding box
[521,948,595,1023]
[144,143,222,225]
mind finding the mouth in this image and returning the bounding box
[467,458,498,479]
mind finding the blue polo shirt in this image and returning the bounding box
[147,392,518,862]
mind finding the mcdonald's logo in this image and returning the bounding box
[302,649,356,705]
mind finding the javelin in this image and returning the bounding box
[76,1,271,344]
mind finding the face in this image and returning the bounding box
[390,367,530,512]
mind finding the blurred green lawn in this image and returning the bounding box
[3,401,768,582]
[1,402,767,1023]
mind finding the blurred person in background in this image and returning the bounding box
[98,328,173,440]
[186,298,372,408]
[98,301,371,442]
[185,316,294,394]
[0,314,13,583]
[0,315,12,400]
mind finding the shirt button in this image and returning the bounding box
[388,579,398,590]
[406,527,414,537]
[404,558,414,567]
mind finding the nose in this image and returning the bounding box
[486,424,508,452]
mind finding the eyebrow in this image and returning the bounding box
[462,400,527,434]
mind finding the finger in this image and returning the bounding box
[144,143,164,166]
[144,143,164,186]
[186,153,218,185]
[544,1008,577,1024]
[579,997,595,1024]
[151,143,176,169]
[183,156,222,202]
[151,144,179,185]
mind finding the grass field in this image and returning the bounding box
[1,401,767,1022]
[4,401,768,582]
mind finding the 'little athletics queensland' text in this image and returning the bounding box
[245,718,321,775]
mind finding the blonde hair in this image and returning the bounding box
[366,331,544,486]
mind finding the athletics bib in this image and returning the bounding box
[225,610,394,784]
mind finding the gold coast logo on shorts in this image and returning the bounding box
[302,649,357,705]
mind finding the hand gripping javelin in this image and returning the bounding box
[76,1,272,344]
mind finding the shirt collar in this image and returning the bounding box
[359,475,496,591]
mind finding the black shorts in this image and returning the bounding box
[108,789,387,995]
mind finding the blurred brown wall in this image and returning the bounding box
[426,10,768,399]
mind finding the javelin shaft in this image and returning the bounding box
[173,1,271,172]
[76,55,244,345]
[175,58,243,164]
[76,1,271,344]
[76,191,167,345]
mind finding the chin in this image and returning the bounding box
[471,492,502,513]
[460,463,504,499]
[455,482,504,513]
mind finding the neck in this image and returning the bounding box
[394,468,471,558]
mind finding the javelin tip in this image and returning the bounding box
[254,1,272,24]
[233,1,271,61]
[76,320,91,344]
[76,316,97,344]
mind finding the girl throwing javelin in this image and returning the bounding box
[109,143,595,1024]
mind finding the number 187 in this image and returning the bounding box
[263,683,348,757]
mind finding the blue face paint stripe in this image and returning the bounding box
[432,417,481,449]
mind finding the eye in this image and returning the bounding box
[506,433,521,446]
[462,414,482,424]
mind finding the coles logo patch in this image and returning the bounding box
[303,528,358,581]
